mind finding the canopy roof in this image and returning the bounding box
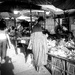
[0,0,41,12]
[41,5,64,14]
[0,0,75,10]
[52,0,75,10]
[0,0,75,17]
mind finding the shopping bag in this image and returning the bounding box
[6,44,16,58]
[27,40,32,50]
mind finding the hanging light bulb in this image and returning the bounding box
[46,11,50,15]
[13,10,20,14]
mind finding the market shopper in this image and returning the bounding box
[28,17,48,72]
[0,19,11,64]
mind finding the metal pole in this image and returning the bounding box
[30,8,32,32]
[54,14,56,27]
[14,18,18,54]
[44,10,46,29]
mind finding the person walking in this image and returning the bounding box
[0,19,11,64]
[28,17,48,72]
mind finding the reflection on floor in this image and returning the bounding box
[1,44,51,75]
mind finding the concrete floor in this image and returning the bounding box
[1,46,51,75]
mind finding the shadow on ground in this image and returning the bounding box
[18,43,33,62]
[1,56,14,75]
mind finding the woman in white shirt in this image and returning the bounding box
[0,19,11,64]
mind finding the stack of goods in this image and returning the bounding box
[47,38,75,59]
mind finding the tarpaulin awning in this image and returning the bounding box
[0,0,75,10]
[41,5,64,14]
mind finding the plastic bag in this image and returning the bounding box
[27,40,32,50]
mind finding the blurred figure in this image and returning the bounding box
[0,19,11,64]
[28,17,48,72]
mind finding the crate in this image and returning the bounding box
[47,54,75,75]
[67,62,75,75]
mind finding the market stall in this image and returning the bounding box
[46,37,75,75]
[40,3,75,75]
[47,53,75,75]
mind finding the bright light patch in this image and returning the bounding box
[5,17,10,19]
[21,40,26,44]
[46,11,50,15]
[0,33,6,40]
[13,10,19,14]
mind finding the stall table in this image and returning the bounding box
[47,53,75,75]
[17,36,30,55]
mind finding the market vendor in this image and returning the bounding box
[55,24,74,40]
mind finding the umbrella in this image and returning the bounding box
[0,12,22,19]
[0,12,11,18]
[0,0,41,12]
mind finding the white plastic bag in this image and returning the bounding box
[27,40,32,50]
[6,44,16,58]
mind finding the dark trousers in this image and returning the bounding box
[0,40,7,59]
